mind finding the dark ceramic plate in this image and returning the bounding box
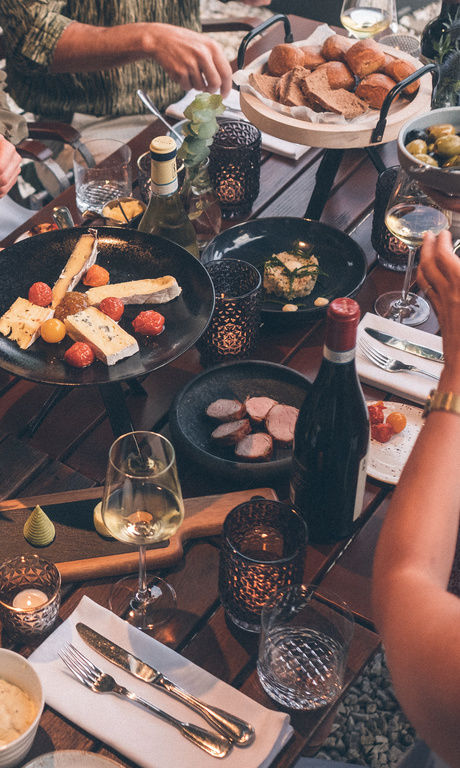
[0,227,214,386]
[169,360,310,484]
[201,217,367,319]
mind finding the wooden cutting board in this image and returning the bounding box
[0,486,277,582]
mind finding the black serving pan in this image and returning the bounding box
[0,227,214,386]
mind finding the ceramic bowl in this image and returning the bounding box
[0,649,44,768]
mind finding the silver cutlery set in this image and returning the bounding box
[59,623,255,759]
[360,327,442,381]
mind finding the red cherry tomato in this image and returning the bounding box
[64,342,95,368]
[368,401,386,425]
[28,282,52,307]
[371,423,394,443]
[386,411,407,434]
[132,310,165,336]
[83,265,110,287]
[99,297,124,322]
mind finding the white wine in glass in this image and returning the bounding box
[101,431,184,630]
[340,0,392,38]
[374,169,451,325]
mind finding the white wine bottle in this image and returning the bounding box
[138,136,200,259]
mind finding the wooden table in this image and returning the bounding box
[0,15,442,768]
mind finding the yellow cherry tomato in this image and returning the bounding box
[386,411,407,434]
[40,318,66,343]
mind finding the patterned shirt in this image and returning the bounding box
[0,0,201,121]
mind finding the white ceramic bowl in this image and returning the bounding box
[0,650,44,768]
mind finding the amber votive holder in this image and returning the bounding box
[196,259,262,366]
[0,554,61,639]
[208,119,261,219]
[218,498,308,633]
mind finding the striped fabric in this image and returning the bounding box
[0,0,201,121]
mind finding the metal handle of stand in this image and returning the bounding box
[236,13,293,74]
[371,63,437,144]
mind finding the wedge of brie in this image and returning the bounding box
[64,307,139,365]
[85,276,181,306]
[52,230,98,308]
[0,298,54,350]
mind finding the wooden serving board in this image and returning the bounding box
[0,486,278,583]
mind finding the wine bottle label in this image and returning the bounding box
[323,346,355,364]
[352,454,368,521]
[151,157,178,196]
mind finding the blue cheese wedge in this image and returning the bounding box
[64,307,139,365]
[85,276,181,306]
[52,230,98,309]
[264,251,319,300]
[0,297,54,349]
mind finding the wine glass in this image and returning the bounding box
[374,169,452,326]
[101,431,184,630]
[340,0,393,38]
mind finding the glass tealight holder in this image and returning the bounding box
[196,259,262,366]
[0,554,61,639]
[208,120,261,219]
[372,166,410,271]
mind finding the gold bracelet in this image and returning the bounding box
[423,389,460,418]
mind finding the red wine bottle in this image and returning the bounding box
[289,298,369,544]
[421,0,460,107]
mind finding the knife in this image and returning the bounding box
[76,622,255,747]
[364,327,444,363]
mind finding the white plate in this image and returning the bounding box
[367,401,424,485]
[24,751,123,768]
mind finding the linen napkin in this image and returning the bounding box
[357,312,443,405]
[29,596,293,768]
[165,88,309,160]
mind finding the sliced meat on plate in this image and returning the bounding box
[266,404,299,445]
[235,433,273,461]
[245,396,278,424]
[206,398,246,422]
[211,419,251,445]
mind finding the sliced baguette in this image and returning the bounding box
[0,297,54,350]
[64,306,139,365]
[52,231,98,309]
[85,276,181,306]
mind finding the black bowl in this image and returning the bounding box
[201,217,366,320]
[169,360,310,485]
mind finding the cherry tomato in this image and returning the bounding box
[368,401,386,425]
[64,342,95,368]
[371,423,394,443]
[28,282,52,307]
[83,265,110,287]
[386,411,407,434]
[132,310,165,336]
[40,318,66,343]
[99,296,124,322]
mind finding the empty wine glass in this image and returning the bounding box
[101,431,184,630]
[374,168,452,325]
[340,0,394,38]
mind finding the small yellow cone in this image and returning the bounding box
[23,505,55,546]
[93,502,113,538]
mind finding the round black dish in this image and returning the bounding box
[169,359,310,485]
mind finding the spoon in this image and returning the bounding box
[136,89,183,146]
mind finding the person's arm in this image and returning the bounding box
[372,230,460,767]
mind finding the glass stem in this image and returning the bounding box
[401,246,416,304]
[136,544,148,600]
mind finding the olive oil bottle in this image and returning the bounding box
[138,136,199,259]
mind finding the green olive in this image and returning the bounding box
[414,153,439,167]
[427,123,456,140]
[434,134,460,157]
[406,139,428,156]
[443,154,460,167]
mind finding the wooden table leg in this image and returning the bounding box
[99,382,136,437]
[304,149,344,220]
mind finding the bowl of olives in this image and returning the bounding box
[397,107,460,198]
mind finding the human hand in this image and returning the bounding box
[147,25,233,97]
[0,135,21,197]
[418,230,460,386]
[238,0,270,5]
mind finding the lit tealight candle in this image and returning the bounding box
[12,588,48,610]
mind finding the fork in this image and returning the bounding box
[359,337,439,380]
[59,644,232,759]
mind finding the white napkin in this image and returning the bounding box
[165,89,309,160]
[357,312,443,405]
[29,596,293,768]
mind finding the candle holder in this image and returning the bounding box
[208,120,261,219]
[0,554,61,639]
[196,259,262,366]
[372,166,410,271]
[218,498,308,633]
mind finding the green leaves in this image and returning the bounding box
[178,93,225,168]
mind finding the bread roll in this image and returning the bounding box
[321,34,354,62]
[300,45,327,69]
[355,73,398,109]
[383,58,420,96]
[315,61,355,91]
[267,44,304,76]
[345,39,386,78]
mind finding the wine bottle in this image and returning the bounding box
[289,298,369,544]
[138,136,200,259]
[421,0,460,106]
